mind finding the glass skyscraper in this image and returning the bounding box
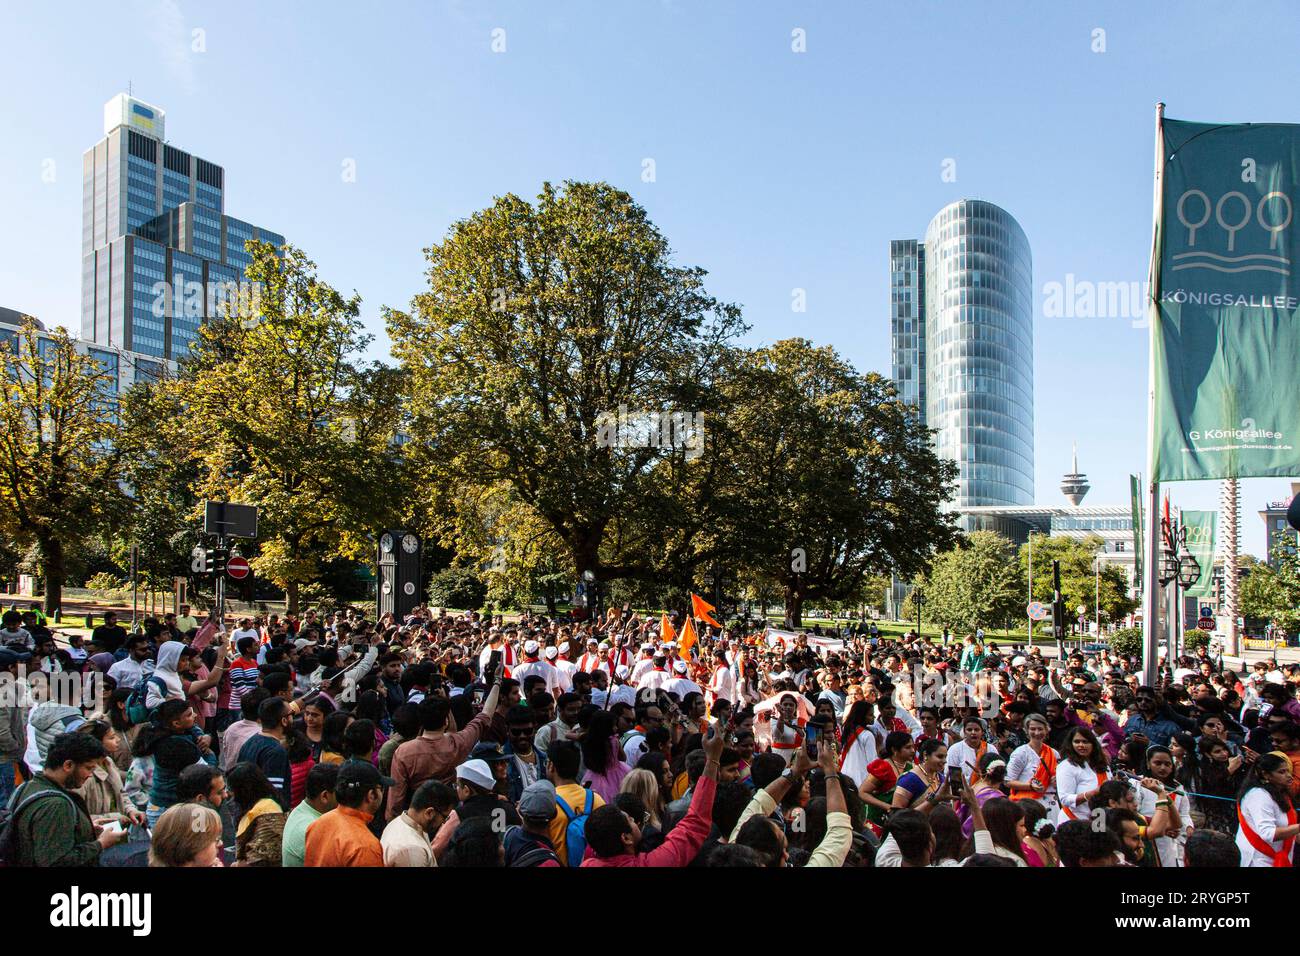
[891,199,1033,509]
[81,94,284,361]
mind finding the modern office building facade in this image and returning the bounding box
[81,94,284,361]
[890,200,1034,511]
[2,308,168,420]
[1260,483,1300,568]
[889,239,926,415]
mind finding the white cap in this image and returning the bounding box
[456,759,495,791]
[587,637,599,646]
[640,642,653,651]
[673,660,689,674]
[559,641,572,654]
[599,641,611,650]
[1012,656,1027,667]
[543,645,558,660]
[524,639,540,655]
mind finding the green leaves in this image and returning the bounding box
[156,243,408,611]
[915,531,1025,634]
[0,318,128,610]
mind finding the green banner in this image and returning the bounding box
[1130,474,1144,585]
[1181,509,1217,599]
[1152,118,1300,481]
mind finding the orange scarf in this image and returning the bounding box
[1012,744,1057,801]
[1237,802,1297,867]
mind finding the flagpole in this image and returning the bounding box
[1142,102,1167,685]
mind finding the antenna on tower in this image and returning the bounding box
[128,79,133,96]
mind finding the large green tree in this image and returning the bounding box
[720,339,958,626]
[165,243,409,613]
[1019,533,1136,629]
[1239,549,1300,634]
[0,318,128,612]
[387,181,745,593]
[915,531,1025,634]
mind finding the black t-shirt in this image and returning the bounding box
[91,623,128,653]
[459,792,522,828]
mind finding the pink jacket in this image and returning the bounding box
[581,775,716,867]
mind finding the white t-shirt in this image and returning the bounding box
[512,659,560,695]
[553,659,578,692]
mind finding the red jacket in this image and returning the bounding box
[581,775,716,867]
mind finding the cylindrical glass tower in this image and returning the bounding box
[924,199,1033,507]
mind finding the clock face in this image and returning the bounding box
[380,533,394,553]
[401,533,419,554]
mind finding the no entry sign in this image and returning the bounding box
[226,555,251,580]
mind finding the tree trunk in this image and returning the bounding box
[286,580,300,616]
[39,536,64,616]
[784,582,803,629]
[544,587,557,617]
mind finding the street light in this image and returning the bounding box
[1158,513,1202,663]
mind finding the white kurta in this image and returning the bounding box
[1006,743,1060,817]
[1055,761,1106,826]
[1236,787,1295,867]
[839,728,879,789]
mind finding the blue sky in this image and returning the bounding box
[1,0,1297,557]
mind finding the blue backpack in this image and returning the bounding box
[555,789,595,867]
[125,674,168,725]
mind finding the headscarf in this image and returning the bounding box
[153,641,187,701]
[89,652,115,674]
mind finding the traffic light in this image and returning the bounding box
[211,547,229,577]
[192,547,214,575]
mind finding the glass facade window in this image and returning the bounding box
[130,238,167,358]
[923,200,1033,508]
[193,208,223,262]
[169,250,205,358]
[889,240,926,418]
[163,168,191,213]
[126,154,158,234]
[87,347,120,421]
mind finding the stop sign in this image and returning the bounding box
[226,555,251,580]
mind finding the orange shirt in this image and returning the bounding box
[303,805,384,867]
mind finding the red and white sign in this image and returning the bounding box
[226,555,251,580]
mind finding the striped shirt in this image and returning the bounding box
[228,656,260,707]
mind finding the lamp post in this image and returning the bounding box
[1158,509,1202,668]
[913,587,924,638]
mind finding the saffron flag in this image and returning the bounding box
[660,613,676,643]
[1151,117,1300,480]
[691,592,721,629]
[679,614,698,660]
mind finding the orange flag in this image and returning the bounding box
[660,613,677,643]
[691,593,721,629]
[678,614,698,660]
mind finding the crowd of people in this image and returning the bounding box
[1,599,1297,869]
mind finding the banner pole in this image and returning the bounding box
[1142,102,1167,686]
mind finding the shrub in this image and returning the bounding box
[1183,629,1211,652]
[427,568,486,611]
[1109,627,1143,658]
[86,572,127,592]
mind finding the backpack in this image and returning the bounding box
[555,789,595,867]
[125,674,168,725]
[0,783,76,866]
[504,826,560,867]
